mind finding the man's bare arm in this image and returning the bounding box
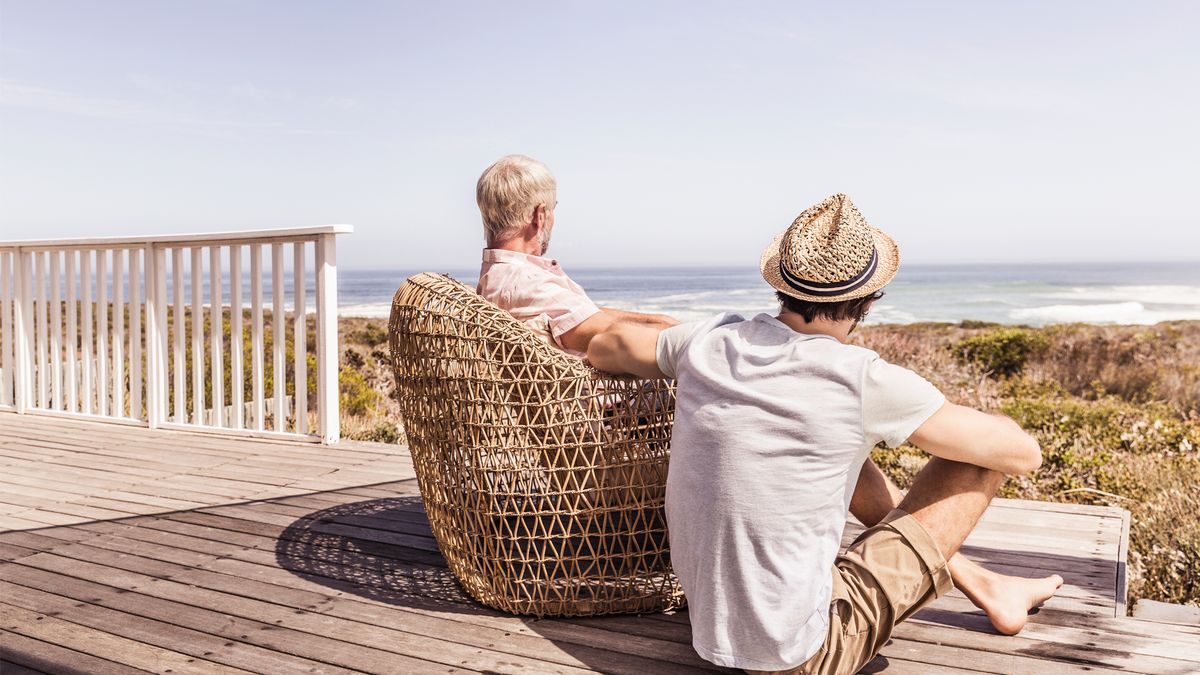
[558,312,620,354]
[600,307,679,328]
[586,322,667,379]
[559,308,678,353]
[907,403,1042,475]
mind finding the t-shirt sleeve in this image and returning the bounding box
[654,313,743,379]
[654,321,702,378]
[862,357,947,448]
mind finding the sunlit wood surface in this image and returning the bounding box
[2,414,1198,674]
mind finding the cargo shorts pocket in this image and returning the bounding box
[822,575,886,675]
[832,601,864,638]
[829,568,873,639]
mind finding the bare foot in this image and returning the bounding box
[960,570,1065,635]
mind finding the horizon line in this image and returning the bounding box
[353,259,1200,271]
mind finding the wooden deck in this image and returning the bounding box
[1,414,1197,674]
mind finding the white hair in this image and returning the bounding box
[476,155,557,244]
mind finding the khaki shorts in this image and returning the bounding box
[747,509,953,675]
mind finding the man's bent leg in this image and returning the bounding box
[897,457,1063,633]
[896,457,1003,559]
[851,459,1063,635]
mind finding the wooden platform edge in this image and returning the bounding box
[1133,600,1200,626]
[1115,506,1131,617]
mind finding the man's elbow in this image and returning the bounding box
[586,331,624,372]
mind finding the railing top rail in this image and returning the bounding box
[0,224,353,249]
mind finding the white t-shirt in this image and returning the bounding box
[655,313,946,671]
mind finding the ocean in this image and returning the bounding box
[340,261,1200,326]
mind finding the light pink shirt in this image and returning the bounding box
[476,249,601,356]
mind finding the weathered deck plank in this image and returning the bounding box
[2,413,1199,675]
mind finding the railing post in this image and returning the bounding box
[315,233,339,444]
[145,244,166,428]
[12,250,33,414]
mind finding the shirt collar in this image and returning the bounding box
[481,248,561,271]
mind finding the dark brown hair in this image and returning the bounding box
[776,290,884,324]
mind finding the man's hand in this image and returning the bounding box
[559,308,677,354]
[586,322,668,379]
[907,403,1043,475]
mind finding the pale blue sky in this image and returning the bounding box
[2,1,1197,268]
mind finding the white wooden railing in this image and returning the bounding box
[0,225,351,443]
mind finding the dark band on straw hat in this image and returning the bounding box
[778,247,879,297]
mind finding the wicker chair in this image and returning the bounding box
[388,273,684,617]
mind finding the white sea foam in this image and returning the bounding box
[642,290,723,303]
[1037,285,1200,307]
[339,303,393,318]
[1010,302,1200,325]
[866,306,924,325]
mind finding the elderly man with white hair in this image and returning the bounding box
[474,154,677,356]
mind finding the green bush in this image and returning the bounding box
[347,323,389,347]
[959,319,1002,329]
[951,328,1048,376]
[347,420,404,444]
[340,367,381,416]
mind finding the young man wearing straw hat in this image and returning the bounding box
[588,194,1064,674]
[474,154,676,356]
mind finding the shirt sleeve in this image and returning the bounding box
[654,321,702,379]
[505,270,600,342]
[547,295,601,341]
[861,357,947,448]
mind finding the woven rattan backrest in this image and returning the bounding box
[388,272,683,616]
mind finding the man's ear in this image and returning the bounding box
[529,203,547,234]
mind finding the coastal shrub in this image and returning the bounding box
[951,328,1048,377]
[347,420,405,444]
[1030,323,1200,413]
[870,445,928,486]
[344,348,366,369]
[340,367,381,416]
[347,322,389,347]
[1002,390,1200,459]
[1125,453,1200,605]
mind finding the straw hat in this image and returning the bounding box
[760,193,900,302]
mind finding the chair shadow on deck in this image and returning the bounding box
[272,492,727,673]
[274,496,467,608]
